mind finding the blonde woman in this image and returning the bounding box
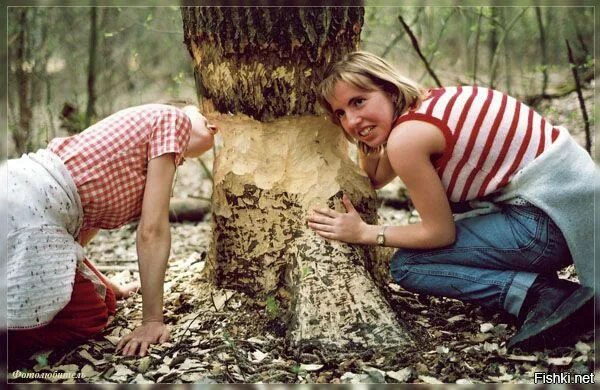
[307,51,597,351]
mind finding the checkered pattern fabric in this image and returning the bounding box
[48,104,191,231]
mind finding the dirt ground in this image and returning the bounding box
[6,87,596,384]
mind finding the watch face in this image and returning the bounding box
[377,235,384,245]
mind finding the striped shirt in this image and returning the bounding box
[48,104,191,231]
[396,86,559,202]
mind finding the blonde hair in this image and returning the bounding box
[318,51,426,154]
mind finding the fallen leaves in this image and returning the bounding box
[300,363,324,372]
[386,367,413,382]
[7,154,595,384]
[8,216,594,385]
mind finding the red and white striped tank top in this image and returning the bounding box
[395,86,559,202]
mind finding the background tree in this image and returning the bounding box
[7,6,195,156]
[84,7,98,128]
[181,6,414,350]
[8,8,42,154]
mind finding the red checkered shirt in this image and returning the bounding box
[48,104,191,231]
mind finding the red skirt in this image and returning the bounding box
[8,259,116,355]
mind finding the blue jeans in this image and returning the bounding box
[390,203,573,317]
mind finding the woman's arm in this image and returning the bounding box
[308,120,455,249]
[116,153,176,357]
[77,228,99,247]
[380,120,455,248]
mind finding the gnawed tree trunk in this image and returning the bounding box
[182,6,413,350]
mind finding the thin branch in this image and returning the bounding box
[472,7,483,84]
[464,7,503,28]
[398,15,442,87]
[197,156,214,182]
[425,8,456,65]
[535,7,548,97]
[490,8,528,86]
[566,39,591,154]
[380,33,404,59]
[381,9,423,59]
[488,8,527,88]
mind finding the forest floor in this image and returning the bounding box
[7,86,596,384]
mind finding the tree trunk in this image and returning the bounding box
[182,6,413,350]
[14,8,32,155]
[488,7,500,89]
[472,7,483,84]
[85,7,97,128]
[535,7,548,97]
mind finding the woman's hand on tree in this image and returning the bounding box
[307,194,367,244]
[116,321,170,357]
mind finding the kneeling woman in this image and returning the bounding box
[307,51,597,351]
[4,103,217,357]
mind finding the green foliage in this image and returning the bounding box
[144,11,154,26]
[222,331,236,349]
[582,56,594,70]
[300,265,313,280]
[35,355,48,367]
[362,5,593,94]
[168,71,188,98]
[290,364,306,376]
[265,296,280,319]
[7,6,196,156]
[34,353,48,367]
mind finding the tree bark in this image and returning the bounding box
[535,7,548,98]
[85,7,97,128]
[182,6,413,350]
[14,8,32,155]
[487,7,499,89]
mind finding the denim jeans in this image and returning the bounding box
[390,203,573,317]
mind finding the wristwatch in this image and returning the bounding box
[377,226,387,246]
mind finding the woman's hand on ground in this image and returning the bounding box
[307,194,368,244]
[116,321,170,357]
[113,281,141,300]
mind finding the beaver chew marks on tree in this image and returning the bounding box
[182,6,414,350]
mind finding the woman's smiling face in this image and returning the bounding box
[327,78,396,148]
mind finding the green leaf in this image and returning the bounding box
[300,265,312,280]
[265,296,279,318]
[35,354,48,367]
